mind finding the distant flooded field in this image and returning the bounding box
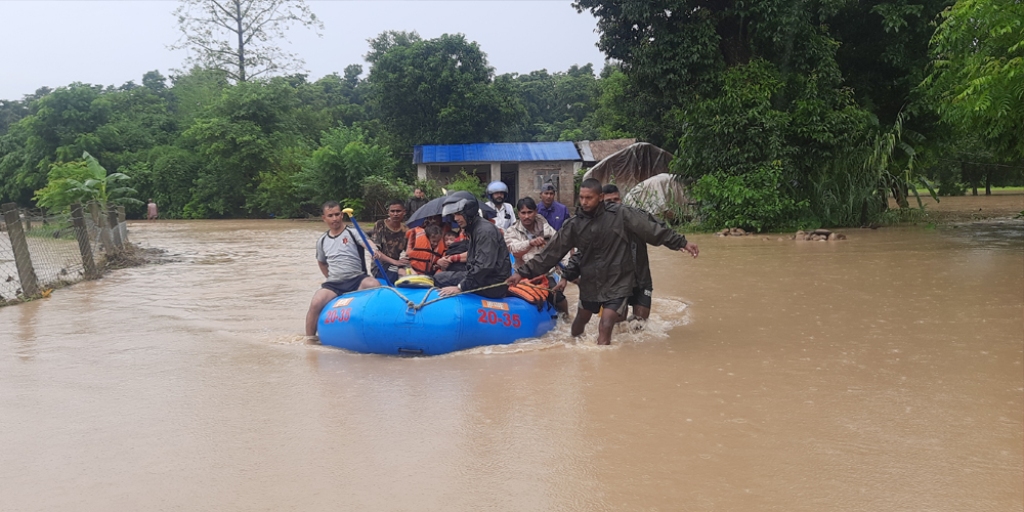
[891,191,1024,222]
[1,208,1021,511]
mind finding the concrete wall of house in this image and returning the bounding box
[518,161,576,207]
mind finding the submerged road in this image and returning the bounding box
[1,204,1022,511]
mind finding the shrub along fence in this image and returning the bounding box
[1,202,127,306]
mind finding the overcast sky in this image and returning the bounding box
[0,1,608,101]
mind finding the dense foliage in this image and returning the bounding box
[1,2,1020,229]
[574,0,1021,230]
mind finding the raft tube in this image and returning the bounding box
[317,286,557,355]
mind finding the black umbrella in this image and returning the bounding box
[406,191,496,228]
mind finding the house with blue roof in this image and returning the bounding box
[413,142,582,207]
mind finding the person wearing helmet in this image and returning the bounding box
[435,194,511,299]
[485,180,516,231]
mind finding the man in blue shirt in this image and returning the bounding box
[536,183,569,231]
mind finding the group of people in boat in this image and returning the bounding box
[304,178,699,346]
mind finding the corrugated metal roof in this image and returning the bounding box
[413,142,580,164]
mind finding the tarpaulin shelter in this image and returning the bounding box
[623,173,694,221]
[582,142,673,191]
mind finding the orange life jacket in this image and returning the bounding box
[509,275,550,305]
[406,228,446,274]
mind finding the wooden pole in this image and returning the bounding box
[70,203,97,279]
[89,202,114,253]
[116,205,128,244]
[2,202,40,297]
[107,205,123,249]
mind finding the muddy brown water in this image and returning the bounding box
[2,206,1022,511]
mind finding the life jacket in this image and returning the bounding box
[508,275,550,305]
[406,228,446,274]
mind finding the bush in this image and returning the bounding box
[444,170,486,198]
[690,162,808,232]
[296,126,398,208]
[412,178,443,199]
[361,175,410,221]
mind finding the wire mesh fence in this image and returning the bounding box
[1,201,127,306]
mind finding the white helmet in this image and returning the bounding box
[486,181,508,196]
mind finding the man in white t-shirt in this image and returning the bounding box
[485,180,516,231]
[304,201,381,337]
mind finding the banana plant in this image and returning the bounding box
[34,151,142,212]
[865,112,938,210]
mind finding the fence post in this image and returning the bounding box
[116,206,128,244]
[89,202,114,253]
[2,202,40,297]
[107,205,123,249]
[70,203,98,279]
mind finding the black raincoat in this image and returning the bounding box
[519,202,688,303]
[434,214,510,299]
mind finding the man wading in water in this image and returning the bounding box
[305,201,381,338]
[603,184,658,331]
[508,179,698,345]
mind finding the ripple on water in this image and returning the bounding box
[944,218,1024,249]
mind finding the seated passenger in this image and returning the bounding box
[436,230,469,273]
[436,195,510,299]
[406,224,445,275]
[305,201,381,337]
[504,197,569,315]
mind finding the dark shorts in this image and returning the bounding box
[371,265,399,284]
[628,286,653,308]
[321,273,370,296]
[579,297,628,316]
[432,270,467,288]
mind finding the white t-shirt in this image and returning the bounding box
[487,201,516,231]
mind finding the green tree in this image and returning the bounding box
[295,125,398,208]
[830,0,953,125]
[366,31,525,151]
[180,79,306,217]
[167,66,231,125]
[171,0,323,82]
[0,83,109,205]
[922,0,1024,160]
[503,64,604,142]
[575,0,880,229]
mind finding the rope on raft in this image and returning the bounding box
[330,280,557,312]
[413,281,509,310]
[412,280,558,311]
[330,283,416,309]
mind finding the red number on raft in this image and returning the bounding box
[325,308,351,324]
[476,309,521,328]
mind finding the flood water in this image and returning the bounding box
[2,201,1022,511]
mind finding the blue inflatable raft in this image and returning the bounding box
[317,286,557,355]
